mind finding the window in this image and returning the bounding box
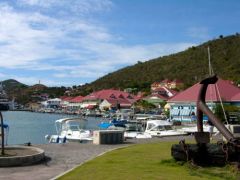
[110,94,116,99]
[164,125,173,130]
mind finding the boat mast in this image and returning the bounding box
[208,47,214,111]
[208,47,213,76]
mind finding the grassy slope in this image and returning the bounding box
[58,142,239,180]
[80,34,240,94]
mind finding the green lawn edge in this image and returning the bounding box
[58,142,239,180]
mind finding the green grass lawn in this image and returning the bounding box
[58,142,239,180]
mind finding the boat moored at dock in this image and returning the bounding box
[45,117,93,143]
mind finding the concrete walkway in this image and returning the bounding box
[0,136,192,180]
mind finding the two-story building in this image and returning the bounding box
[144,87,178,107]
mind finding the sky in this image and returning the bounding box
[0,0,239,87]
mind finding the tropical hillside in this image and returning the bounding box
[1,34,240,104]
[2,79,67,105]
[77,34,240,95]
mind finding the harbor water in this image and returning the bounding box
[1,111,102,145]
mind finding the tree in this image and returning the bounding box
[214,104,225,122]
[134,100,156,111]
[214,103,240,123]
[160,101,167,109]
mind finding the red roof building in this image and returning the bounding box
[152,87,178,97]
[168,78,240,103]
[231,93,240,102]
[60,96,74,102]
[83,89,138,109]
[69,96,84,103]
[83,89,136,101]
[144,86,178,106]
[168,78,240,122]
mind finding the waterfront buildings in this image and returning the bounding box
[58,89,138,111]
[168,78,240,122]
[82,89,138,110]
[41,98,61,109]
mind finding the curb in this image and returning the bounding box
[51,144,131,180]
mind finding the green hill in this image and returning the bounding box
[2,79,66,105]
[78,34,240,94]
[2,79,28,97]
[2,79,28,90]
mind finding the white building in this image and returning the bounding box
[41,98,61,108]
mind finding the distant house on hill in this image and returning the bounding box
[124,88,137,93]
[144,87,178,106]
[30,84,47,92]
[151,79,183,90]
[168,78,240,122]
[31,93,49,101]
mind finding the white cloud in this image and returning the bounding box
[0,1,194,85]
[17,0,55,7]
[0,4,60,67]
[17,0,113,14]
[0,2,113,68]
[0,73,7,79]
[51,42,194,79]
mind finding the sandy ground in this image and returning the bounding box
[0,136,194,180]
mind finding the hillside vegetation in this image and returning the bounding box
[2,79,67,105]
[78,34,240,94]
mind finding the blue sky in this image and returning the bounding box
[0,0,239,86]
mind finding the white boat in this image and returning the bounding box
[45,117,93,143]
[124,131,152,139]
[144,120,187,137]
[124,120,186,139]
[124,122,151,139]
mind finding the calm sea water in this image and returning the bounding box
[1,111,102,145]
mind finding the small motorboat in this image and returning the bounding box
[143,120,187,137]
[98,119,127,130]
[124,120,186,139]
[123,121,150,139]
[45,117,93,143]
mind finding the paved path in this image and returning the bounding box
[0,136,193,180]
